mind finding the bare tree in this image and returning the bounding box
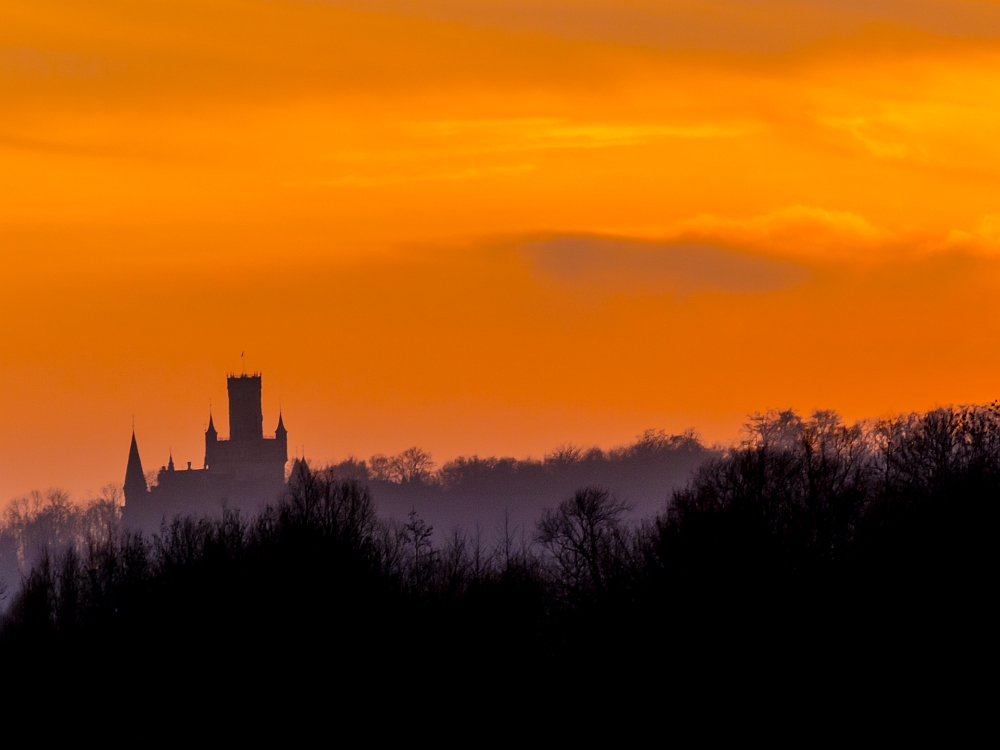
[368,455,395,482]
[393,447,435,484]
[496,507,519,573]
[536,487,632,601]
[544,444,584,468]
[366,448,435,483]
[403,509,434,584]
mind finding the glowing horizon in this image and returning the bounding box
[3,0,1000,500]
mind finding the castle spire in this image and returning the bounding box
[274,410,288,466]
[167,451,175,471]
[124,430,148,505]
[204,408,218,470]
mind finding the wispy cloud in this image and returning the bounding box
[314,162,534,186]
[674,207,1000,263]
[423,118,756,150]
[671,206,893,263]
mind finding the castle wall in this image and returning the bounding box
[124,467,286,530]
[206,437,287,483]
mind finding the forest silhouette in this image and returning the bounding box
[0,406,992,732]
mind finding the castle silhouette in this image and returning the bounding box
[123,373,292,527]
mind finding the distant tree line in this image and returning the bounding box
[324,428,706,487]
[323,428,713,533]
[0,486,120,608]
[0,407,993,731]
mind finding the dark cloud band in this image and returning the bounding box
[523,235,809,294]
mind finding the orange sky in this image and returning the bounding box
[3,0,1000,500]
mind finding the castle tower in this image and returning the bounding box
[124,431,148,505]
[228,374,263,442]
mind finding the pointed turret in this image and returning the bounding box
[275,411,288,466]
[124,431,148,506]
[167,451,175,472]
[205,410,218,469]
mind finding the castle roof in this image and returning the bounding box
[124,431,148,495]
[288,457,310,489]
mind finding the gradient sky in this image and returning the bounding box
[4,0,1000,500]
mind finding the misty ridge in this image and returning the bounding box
[0,404,994,727]
[322,427,713,542]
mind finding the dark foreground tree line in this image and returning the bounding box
[0,406,994,734]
